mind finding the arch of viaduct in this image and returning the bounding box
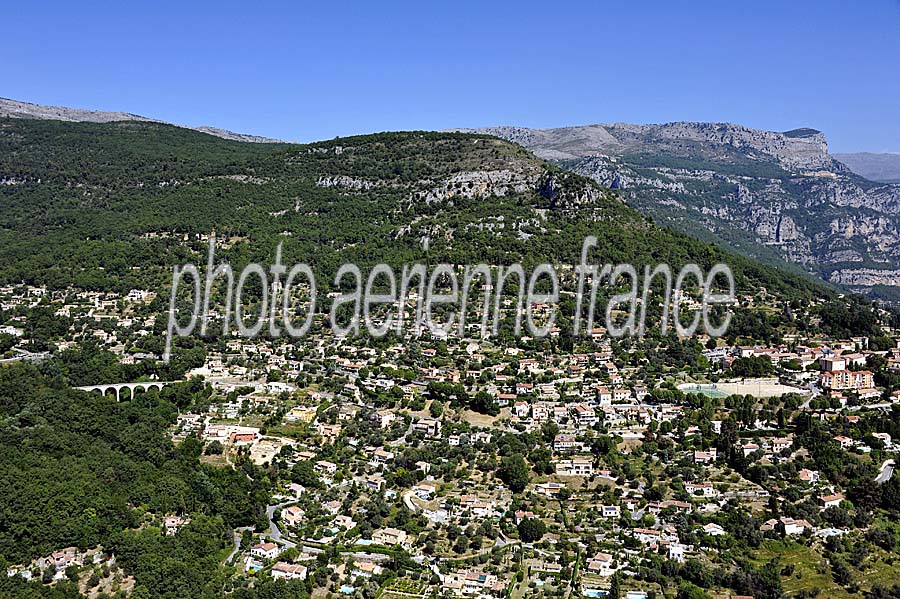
[74,381,178,402]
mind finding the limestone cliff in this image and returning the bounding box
[458,122,900,300]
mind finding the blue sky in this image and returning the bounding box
[5,1,899,151]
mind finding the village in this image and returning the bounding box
[3,280,900,599]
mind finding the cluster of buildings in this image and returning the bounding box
[5,279,900,599]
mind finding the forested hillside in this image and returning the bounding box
[0,118,827,303]
[0,363,281,599]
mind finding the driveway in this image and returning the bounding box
[876,459,895,484]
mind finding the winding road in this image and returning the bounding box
[224,499,298,565]
[226,527,254,564]
[876,459,895,485]
[266,500,298,547]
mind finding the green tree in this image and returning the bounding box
[497,455,531,493]
[517,518,547,543]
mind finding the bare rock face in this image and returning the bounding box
[0,97,158,123]
[464,122,900,299]
[829,269,900,288]
[316,175,378,191]
[0,97,283,143]
[193,126,282,144]
[417,169,539,203]
[777,215,801,242]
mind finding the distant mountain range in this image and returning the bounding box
[0,97,284,144]
[3,97,898,300]
[456,123,900,301]
[833,152,900,183]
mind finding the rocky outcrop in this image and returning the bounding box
[316,175,378,191]
[0,97,158,124]
[410,168,541,204]
[462,122,900,299]
[193,126,282,144]
[0,97,284,143]
[829,269,900,288]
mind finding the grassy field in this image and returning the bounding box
[461,407,509,428]
[753,540,843,598]
[752,539,900,598]
[199,453,230,467]
[267,420,313,439]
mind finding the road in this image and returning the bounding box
[800,381,821,409]
[229,498,299,566]
[876,459,895,484]
[402,490,420,512]
[266,500,298,547]
[389,419,415,447]
[226,526,254,564]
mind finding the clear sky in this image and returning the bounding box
[5,0,899,151]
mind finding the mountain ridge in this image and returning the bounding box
[454,122,834,171]
[4,96,898,299]
[833,151,900,183]
[0,97,286,144]
[458,122,900,300]
[0,117,827,308]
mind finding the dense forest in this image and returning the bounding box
[0,118,830,306]
[0,363,276,599]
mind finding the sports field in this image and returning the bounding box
[679,378,808,399]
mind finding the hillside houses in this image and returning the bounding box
[11,275,898,599]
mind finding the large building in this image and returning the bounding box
[555,458,594,476]
[819,370,873,390]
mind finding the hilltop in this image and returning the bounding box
[0,117,828,306]
[0,97,284,143]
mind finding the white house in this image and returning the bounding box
[555,458,594,476]
[271,562,307,581]
[251,543,280,560]
[685,482,718,498]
